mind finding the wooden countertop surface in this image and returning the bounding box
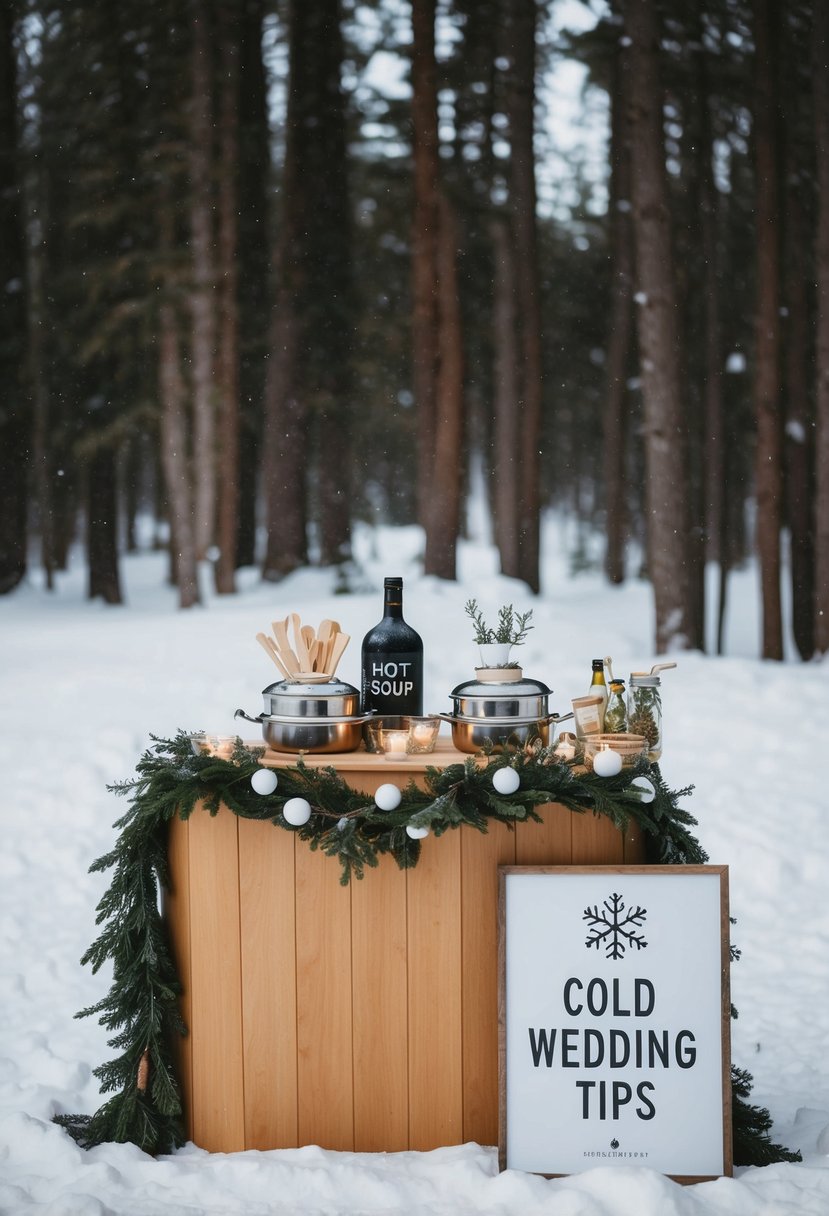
[252,735,475,772]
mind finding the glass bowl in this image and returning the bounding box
[188,733,239,759]
[583,733,648,771]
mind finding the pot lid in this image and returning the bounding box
[450,676,551,698]
[263,678,358,697]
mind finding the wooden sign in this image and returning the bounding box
[499,866,732,1182]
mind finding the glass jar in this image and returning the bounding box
[627,674,663,761]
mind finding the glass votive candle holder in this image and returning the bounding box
[406,715,440,754]
[381,728,410,762]
[364,715,410,754]
[188,732,237,759]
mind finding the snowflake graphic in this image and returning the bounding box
[583,892,648,960]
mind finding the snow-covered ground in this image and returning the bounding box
[1,520,828,1214]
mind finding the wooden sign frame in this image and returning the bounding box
[498,865,732,1182]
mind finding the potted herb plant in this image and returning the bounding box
[464,599,534,670]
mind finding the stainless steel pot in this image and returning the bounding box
[234,707,374,753]
[438,712,569,754]
[449,675,551,720]
[259,678,361,719]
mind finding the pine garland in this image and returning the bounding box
[55,730,798,1167]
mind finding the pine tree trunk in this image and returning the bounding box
[693,44,727,652]
[213,2,241,595]
[159,295,200,609]
[29,281,55,586]
[262,297,306,580]
[411,0,440,535]
[603,22,633,588]
[752,0,784,660]
[681,20,724,653]
[490,214,521,578]
[236,0,270,570]
[508,0,542,594]
[312,0,353,570]
[188,0,217,565]
[87,447,123,604]
[423,193,465,579]
[813,0,829,655]
[0,0,29,595]
[783,129,814,660]
[122,434,140,554]
[625,0,691,653]
[261,0,309,581]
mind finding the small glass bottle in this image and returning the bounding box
[589,659,607,730]
[604,679,628,734]
[627,673,663,761]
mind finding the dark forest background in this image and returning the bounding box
[0,0,827,659]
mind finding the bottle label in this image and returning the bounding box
[366,655,416,698]
[362,652,422,714]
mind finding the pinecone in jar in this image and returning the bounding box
[629,705,659,748]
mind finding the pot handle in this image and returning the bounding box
[548,711,574,724]
[436,712,456,723]
[234,708,264,725]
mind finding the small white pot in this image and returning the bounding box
[478,642,512,668]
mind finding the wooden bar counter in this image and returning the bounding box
[165,739,644,1154]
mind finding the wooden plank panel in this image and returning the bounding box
[187,803,246,1152]
[352,852,409,1151]
[623,816,646,863]
[238,818,298,1150]
[461,820,515,1146]
[515,801,573,864]
[572,808,626,864]
[407,829,463,1149]
[295,842,354,1150]
[164,814,193,1142]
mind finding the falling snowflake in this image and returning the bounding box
[584,893,648,960]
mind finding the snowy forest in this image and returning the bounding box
[0,0,827,661]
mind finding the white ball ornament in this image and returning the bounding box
[629,776,656,803]
[283,797,312,826]
[593,747,623,778]
[406,823,430,840]
[492,766,521,795]
[250,768,278,796]
[374,783,402,812]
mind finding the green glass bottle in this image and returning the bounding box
[604,679,628,733]
[589,659,607,730]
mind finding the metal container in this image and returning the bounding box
[259,678,361,719]
[440,710,573,753]
[438,712,561,754]
[449,675,551,720]
[234,707,373,753]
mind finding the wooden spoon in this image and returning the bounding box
[326,631,350,678]
[272,618,301,676]
[307,638,323,671]
[314,620,333,674]
[291,613,311,671]
[256,632,292,680]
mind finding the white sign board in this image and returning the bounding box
[499,866,731,1181]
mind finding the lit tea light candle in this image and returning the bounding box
[411,722,436,747]
[383,730,410,762]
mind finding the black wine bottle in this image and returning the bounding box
[361,577,423,715]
